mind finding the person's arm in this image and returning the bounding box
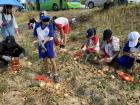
[112,51,119,59]
[122,42,135,58]
[0,13,3,27]
[124,51,135,58]
[15,44,25,58]
[12,15,19,35]
[60,28,65,36]
[0,43,3,58]
[101,41,106,50]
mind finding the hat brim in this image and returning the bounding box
[41,18,50,22]
[129,41,138,47]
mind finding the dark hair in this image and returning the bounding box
[2,5,12,14]
[29,18,36,23]
[52,16,57,20]
[39,12,44,18]
[103,29,112,41]
[86,28,96,38]
[4,36,16,48]
[5,36,15,43]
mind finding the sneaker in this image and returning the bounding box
[125,69,132,75]
[53,74,59,83]
[45,71,51,77]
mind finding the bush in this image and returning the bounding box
[0,82,8,93]
[80,0,86,4]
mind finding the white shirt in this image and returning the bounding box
[0,13,18,28]
[88,36,100,51]
[102,36,120,57]
[36,26,50,42]
[54,17,69,27]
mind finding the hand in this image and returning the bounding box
[40,42,47,52]
[81,45,87,51]
[41,42,45,49]
[105,57,113,62]
[15,28,19,36]
[2,55,11,62]
[19,53,24,59]
[2,22,7,26]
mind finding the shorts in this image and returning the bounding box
[117,55,134,69]
[55,23,70,35]
[38,41,55,59]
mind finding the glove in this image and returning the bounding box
[40,42,47,52]
[40,42,45,49]
[106,57,113,62]
[2,55,11,62]
[19,53,24,59]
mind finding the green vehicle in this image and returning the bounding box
[27,0,81,11]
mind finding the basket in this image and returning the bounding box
[10,57,21,71]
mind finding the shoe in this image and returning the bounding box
[125,69,132,75]
[45,71,51,77]
[53,74,59,83]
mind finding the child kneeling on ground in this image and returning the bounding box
[99,29,120,64]
[117,31,140,74]
[74,28,100,62]
[84,28,100,62]
[0,36,25,67]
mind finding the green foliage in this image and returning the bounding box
[58,53,71,62]
[90,95,105,105]
[24,97,36,105]
[80,0,86,4]
[70,34,79,42]
[108,99,118,105]
[0,82,8,93]
[76,85,86,97]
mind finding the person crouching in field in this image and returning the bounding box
[99,29,120,65]
[117,31,140,74]
[52,16,70,51]
[0,36,25,67]
[84,28,100,62]
[74,28,100,62]
[34,15,59,83]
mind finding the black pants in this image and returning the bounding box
[136,60,140,63]
[0,58,8,66]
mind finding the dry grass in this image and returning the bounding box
[0,4,140,105]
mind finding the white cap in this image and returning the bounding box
[128,31,140,47]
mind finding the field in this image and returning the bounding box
[0,4,140,105]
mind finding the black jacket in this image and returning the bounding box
[0,40,25,58]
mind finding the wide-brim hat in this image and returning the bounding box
[128,31,140,47]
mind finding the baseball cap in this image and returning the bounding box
[128,31,140,47]
[86,28,96,38]
[40,15,50,22]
